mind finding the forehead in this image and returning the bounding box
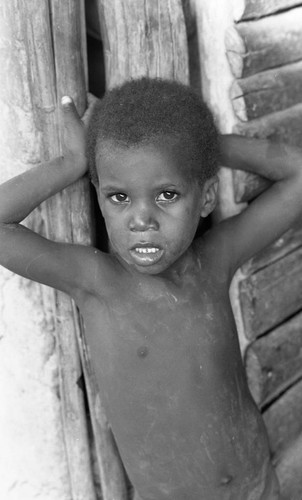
[96,141,191,186]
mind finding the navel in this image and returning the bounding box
[137,345,149,358]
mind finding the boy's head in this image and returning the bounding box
[87,78,220,275]
[87,77,219,186]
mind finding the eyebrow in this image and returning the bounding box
[100,181,188,193]
[100,184,124,192]
[154,182,187,190]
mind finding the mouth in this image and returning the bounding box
[129,244,164,266]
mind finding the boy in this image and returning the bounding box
[1,78,301,499]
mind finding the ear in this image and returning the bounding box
[95,185,103,210]
[200,175,219,218]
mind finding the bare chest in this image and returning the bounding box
[80,276,239,395]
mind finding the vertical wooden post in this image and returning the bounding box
[98,0,189,88]
[0,1,95,499]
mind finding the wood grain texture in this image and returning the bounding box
[240,0,302,20]
[242,222,302,274]
[98,0,189,89]
[0,1,96,498]
[245,311,302,406]
[225,8,302,78]
[42,3,100,497]
[239,246,302,339]
[263,379,302,457]
[37,2,98,498]
[231,61,302,121]
[50,0,87,115]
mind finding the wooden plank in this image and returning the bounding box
[239,246,302,339]
[245,311,302,406]
[234,104,302,147]
[240,0,302,20]
[44,3,100,498]
[231,61,302,121]
[243,221,302,274]
[44,2,99,497]
[0,1,97,498]
[50,0,87,115]
[225,8,302,78]
[97,0,189,89]
[263,380,302,457]
[275,433,302,500]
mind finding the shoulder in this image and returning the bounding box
[66,244,120,302]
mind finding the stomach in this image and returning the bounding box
[81,296,273,499]
[91,331,271,499]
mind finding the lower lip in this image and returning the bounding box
[129,248,164,266]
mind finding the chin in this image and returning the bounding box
[132,263,168,275]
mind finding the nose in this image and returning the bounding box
[128,202,159,232]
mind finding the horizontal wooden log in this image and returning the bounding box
[243,221,302,274]
[239,246,302,339]
[245,311,302,406]
[263,379,302,457]
[234,104,302,147]
[240,0,302,20]
[225,8,302,78]
[275,433,302,500]
[231,61,302,121]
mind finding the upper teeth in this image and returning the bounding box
[135,247,159,254]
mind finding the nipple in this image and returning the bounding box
[137,345,149,358]
[220,474,233,486]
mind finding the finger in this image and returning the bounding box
[61,96,81,124]
[82,93,100,127]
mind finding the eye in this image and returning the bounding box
[110,193,129,203]
[157,191,179,202]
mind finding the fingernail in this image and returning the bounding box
[61,96,72,105]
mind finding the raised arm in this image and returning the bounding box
[211,134,302,274]
[0,97,97,297]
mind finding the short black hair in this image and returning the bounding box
[87,77,219,185]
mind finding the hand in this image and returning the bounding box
[61,96,87,173]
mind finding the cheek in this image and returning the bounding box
[171,201,201,231]
[103,212,127,249]
[166,214,198,254]
[170,205,201,245]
